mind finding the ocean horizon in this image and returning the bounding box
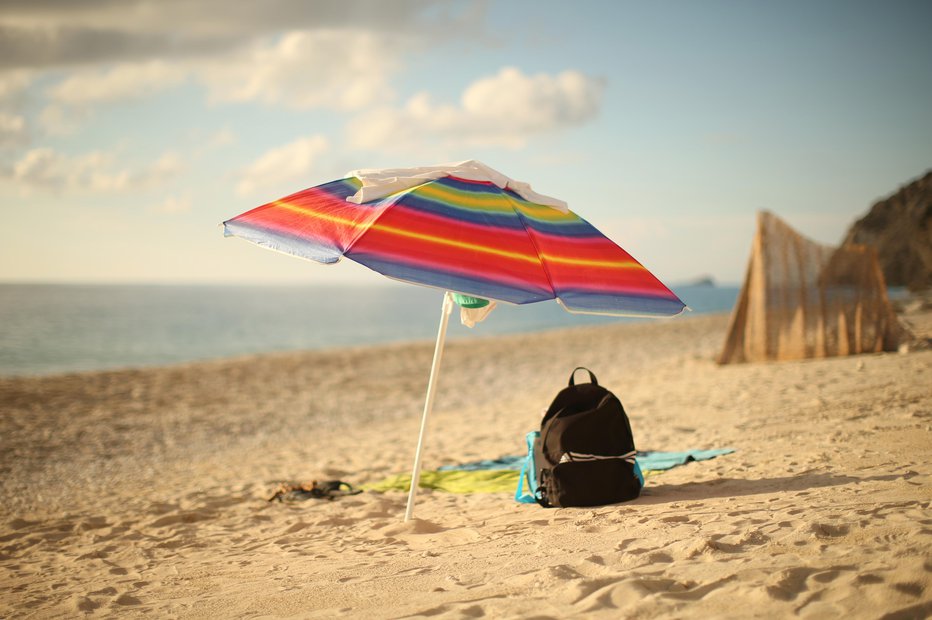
[0,282,741,377]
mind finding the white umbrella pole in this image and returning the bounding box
[404,291,454,522]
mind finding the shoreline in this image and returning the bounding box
[0,282,744,379]
[0,308,729,382]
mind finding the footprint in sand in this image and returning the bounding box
[571,574,730,613]
[660,515,691,524]
[764,565,852,601]
[808,522,849,538]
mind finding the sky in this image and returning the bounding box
[1,0,930,287]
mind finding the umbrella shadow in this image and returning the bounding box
[636,472,893,506]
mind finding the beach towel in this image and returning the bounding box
[363,470,520,494]
[437,455,526,471]
[440,449,735,473]
[365,449,735,495]
[636,449,735,470]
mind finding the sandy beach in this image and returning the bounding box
[2,308,931,619]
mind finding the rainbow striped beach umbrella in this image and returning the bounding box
[222,160,685,519]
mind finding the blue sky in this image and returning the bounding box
[1,0,930,287]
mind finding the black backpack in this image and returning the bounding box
[534,367,641,507]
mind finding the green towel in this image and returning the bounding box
[364,470,520,493]
[363,468,662,494]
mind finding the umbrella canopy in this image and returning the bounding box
[222,161,685,521]
[223,160,685,317]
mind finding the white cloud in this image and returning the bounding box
[31,27,407,136]
[37,103,89,136]
[200,30,403,111]
[187,126,236,158]
[0,4,488,139]
[35,61,186,135]
[138,152,183,186]
[48,60,186,106]
[347,67,605,151]
[236,135,330,196]
[0,70,33,99]
[10,147,183,193]
[462,67,604,131]
[0,112,27,146]
[206,127,236,149]
[0,70,33,146]
[153,193,193,214]
[0,1,464,70]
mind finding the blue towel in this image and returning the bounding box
[638,449,735,470]
[439,449,735,472]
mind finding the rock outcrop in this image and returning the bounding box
[843,170,932,291]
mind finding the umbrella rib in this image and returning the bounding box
[506,194,560,299]
[339,187,417,253]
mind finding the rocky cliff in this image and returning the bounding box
[843,170,932,291]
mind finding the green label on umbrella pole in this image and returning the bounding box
[451,293,490,309]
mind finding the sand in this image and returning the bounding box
[1,308,931,619]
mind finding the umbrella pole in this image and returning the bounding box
[404,291,455,522]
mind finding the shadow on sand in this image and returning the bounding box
[638,471,904,505]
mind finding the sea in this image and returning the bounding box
[0,283,740,377]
